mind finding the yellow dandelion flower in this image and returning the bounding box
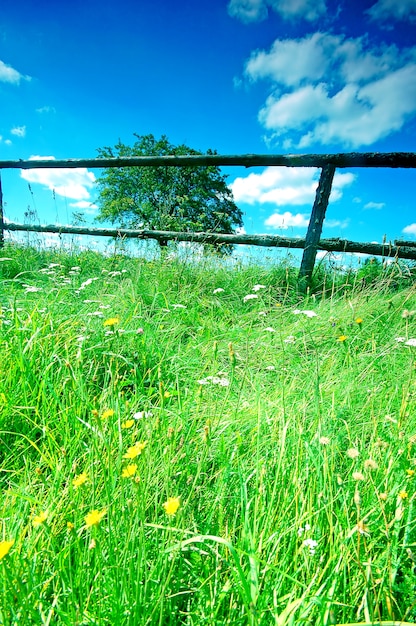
[123,441,147,459]
[398,490,408,500]
[121,419,134,429]
[163,496,180,516]
[406,469,415,477]
[0,540,14,560]
[101,408,115,420]
[72,472,88,489]
[67,521,75,531]
[103,317,120,327]
[33,511,48,527]
[122,463,138,478]
[355,318,363,325]
[338,335,347,342]
[85,509,107,528]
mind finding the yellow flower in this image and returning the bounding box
[398,490,408,500]
[338,335,347,342]
[72,472,88,489]
[355,318,363,325]
[122,463,138,478]
[85,509,107,528]
[33,511,48,527]
[121,419,134,429]
[101,408,115,420]
[406,469,415,477]
[0,540,14,560]
[67,521,75,531]
[163,496,180,516]
[103,317,120,327]
[123,441,147,459]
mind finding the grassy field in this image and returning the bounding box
[0,243,415,625]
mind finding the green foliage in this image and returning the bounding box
[95,134,244,252]
[1,243,416,625]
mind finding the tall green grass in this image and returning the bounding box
[0,244,415,625]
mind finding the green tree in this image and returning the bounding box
[95,134,244,251]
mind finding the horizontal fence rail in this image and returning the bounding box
[1,151,415,291]
[0,152,416,170]
[5,221,416,260]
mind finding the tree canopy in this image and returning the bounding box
[95,134,244,250]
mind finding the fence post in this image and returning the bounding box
[0,172,4,249]
[298,163,336,292]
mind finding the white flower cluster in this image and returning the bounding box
[197,375,230,387]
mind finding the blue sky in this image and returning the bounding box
[1,0,416,255]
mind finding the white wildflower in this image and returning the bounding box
[302,538,318,555]
[252,284,266,292]
[133,411,153,420]
[213,288,225,294]
[284,335,296,344]
[243,294,258,302]
[405,338,416,347]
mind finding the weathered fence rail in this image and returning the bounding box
[1,152,415,291]
[5,221,416,260]
[1,152,416,169]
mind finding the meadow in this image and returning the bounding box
[0,243,415,625]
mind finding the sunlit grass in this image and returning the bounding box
[0,244,415,625]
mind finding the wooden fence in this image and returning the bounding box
[1,152,416,291]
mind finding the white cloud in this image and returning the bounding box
[36,106,56,114]
[264,211,348,230]
[20,156,96,201]
[242,32,416,148]
[402,223,416,235]
[228,0,326,23]
[70,200,99,215]
[367,0,416,22]
[265,211,310,229]
[11,126,26,138]
[0,60,31,84]
[230,167,354,206]
[363,201,385,210]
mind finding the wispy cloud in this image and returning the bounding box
[228,0,326,23]
[0,60,31,84]
[367,0,416,22]
[230,167,355,206]
[241,32,416,148]
[363,201,385,210]
[20,156,96,202]
[70,200,99,215]
[11,126,26,138]
[36,106,56,114]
